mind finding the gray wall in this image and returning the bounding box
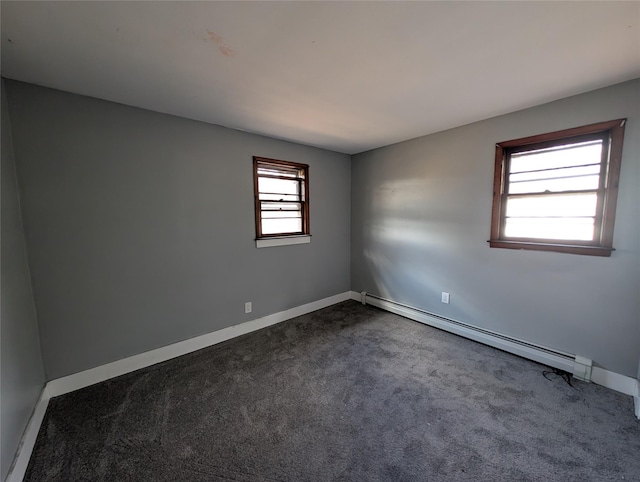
[352,79,640,377]
[1,80,45,480]
[5,80,351,380]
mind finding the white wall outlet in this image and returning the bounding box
[244,302,252,314]
[441,292,450,304]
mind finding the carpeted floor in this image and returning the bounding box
[25,301,639,481]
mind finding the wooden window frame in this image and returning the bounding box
[253,156,310,239]
[489,119,626,257]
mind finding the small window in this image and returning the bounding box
[489,119,626,256]
[254,157,310,239]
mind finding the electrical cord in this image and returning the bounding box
[542,367,578,390]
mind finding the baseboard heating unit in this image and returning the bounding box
[354,291,587,380]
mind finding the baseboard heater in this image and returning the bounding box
[358,291,592,382]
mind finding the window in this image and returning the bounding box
[489,119,626,256]
[254,157,310,245]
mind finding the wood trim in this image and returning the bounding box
[253,156,310,239]
[254,156,309,171]
[592,134,610,245]
[489,144,505,241]
[496,119,625,149]
[253,157,262,238]
[488,240,613,257]
[489,119,626,257]
[303,165,310,235]
[600,121,625,248]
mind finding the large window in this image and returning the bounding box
[254,157,310,240]
[489,119,626,256]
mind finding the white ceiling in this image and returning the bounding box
[2,2,639,154]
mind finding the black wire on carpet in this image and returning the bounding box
[542,367,578,389]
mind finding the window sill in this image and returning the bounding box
[256,235,311,249]
[488,239,613,257]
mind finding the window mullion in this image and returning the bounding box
[258,173,299,181]
[505,189,599,198]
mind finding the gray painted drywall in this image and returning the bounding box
[1,79,45,481]
[352,79,640,377]
[5,80,351,380]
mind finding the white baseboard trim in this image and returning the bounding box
[350,291,363,302]
[351,291,576,374]
[6,388,50,482]
[46,291,351,398]
[8,290,639,482]
[351,291,640,402]
[591,367,639,397]
[6,292,351,482]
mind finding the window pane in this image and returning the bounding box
[261,211,301,219]
[506,193,598,218]
[262,218,303,235]
[260,202,301,211]
[257,166,299,178]
[508,175,600,194]
[510,141,602,173]
[504,217,594,241]
[509,164,600,183]
[258,177,300,195]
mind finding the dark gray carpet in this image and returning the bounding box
[25,301,639,481]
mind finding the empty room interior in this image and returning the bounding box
[2,2,639,481]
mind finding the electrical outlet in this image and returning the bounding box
[245,302,252,313]
[441,292,450,304]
